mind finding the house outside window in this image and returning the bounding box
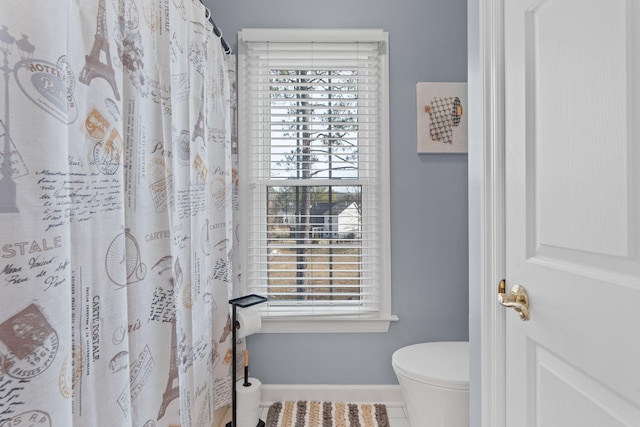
[238,29,394,332]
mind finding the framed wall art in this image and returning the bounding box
[416,82,468,153]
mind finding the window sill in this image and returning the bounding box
[258,314,399,333]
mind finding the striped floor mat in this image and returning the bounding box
[265,401,390,427]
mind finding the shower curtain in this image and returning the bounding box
[0,1,239,426]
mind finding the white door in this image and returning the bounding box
[504,1,640,426]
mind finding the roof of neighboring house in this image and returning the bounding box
[311,201,357,217]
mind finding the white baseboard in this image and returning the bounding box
[260,384,405,406]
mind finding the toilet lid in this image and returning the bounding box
[392,341,469,390]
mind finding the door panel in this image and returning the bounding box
[529,0,631,258]
[536,345,639,427]
[505,0,640,425]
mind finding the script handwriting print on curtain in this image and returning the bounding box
[0,1,235,427]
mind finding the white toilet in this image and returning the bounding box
[392,341,469,427]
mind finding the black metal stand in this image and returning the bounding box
[226,294,267,427]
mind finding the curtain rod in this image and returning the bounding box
[200,1,232,54]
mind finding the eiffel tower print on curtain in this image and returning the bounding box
[157,317,180,420]
[192,104,205,143]
[80,0,120,100]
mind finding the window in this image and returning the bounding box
[238,29,394,332]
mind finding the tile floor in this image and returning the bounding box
[382,405,410,427]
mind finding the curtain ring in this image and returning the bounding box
[203,4,232,54]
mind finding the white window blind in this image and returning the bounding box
[238,29,391,322]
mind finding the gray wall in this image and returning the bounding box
[208,0,469,385]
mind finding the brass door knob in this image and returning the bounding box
[498,280,530,321]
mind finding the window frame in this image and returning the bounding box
[238,28,395,333]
